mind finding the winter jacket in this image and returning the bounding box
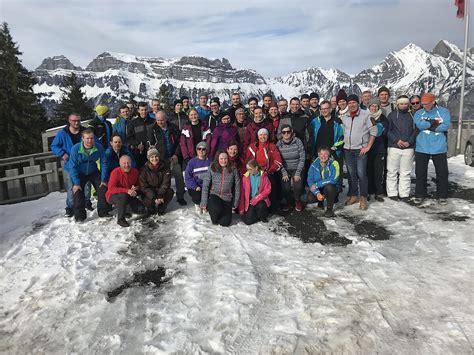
[309,116,344,158]
[112,117,131,146]
[87,116,113,149]
[238,171,271,214]
[340,109,378,150]
[50,125,85,173]
[277,110,310,147]
[225,103,245,123]
[69,142,107,185]
[105,167,140,203]
[245,141,283,174]
[196,105,211,121]
[127,116,154,149]
[206,111,225,132]
[169,111,189,131]
[184,157,212,190]
[369,113,388,154]
[307,158,340,195]
[201,167,241,209]
[210,122,240,159]
[147,122,182,161]
[234,121,248,149]
[139,161,172,200]
[104,146,135,181]
[276,136,306,178]
[414,105,451,155]
[244,119,275,151]
[180,121,212,161]
[387,110,416,149]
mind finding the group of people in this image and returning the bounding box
[51,87,451,227]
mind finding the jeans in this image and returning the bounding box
[415,152,448,199]
[344,149,368,197]
[64,169,91,210]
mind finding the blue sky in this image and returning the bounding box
[0,0,470,77]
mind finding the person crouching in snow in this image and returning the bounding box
[106,155,147,227]
[238,159,271,224]
[307,147,340,217]
[139,147,174,215]
[184,141,212,213]
[200,150,241,226]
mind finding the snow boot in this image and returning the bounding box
[359,197,369,210]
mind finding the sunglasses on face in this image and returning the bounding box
[281,130,291,134]
[411,101,420,105]
[197,147,207,151]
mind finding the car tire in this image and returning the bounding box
[465,143,474,167]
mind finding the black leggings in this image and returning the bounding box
[208,194,233,226]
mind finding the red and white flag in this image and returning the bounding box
[455,0,465,18]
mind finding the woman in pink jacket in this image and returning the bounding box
[238,159,271,224]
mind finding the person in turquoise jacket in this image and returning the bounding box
[307,147,340,217]
[413,93,451,204]
[69,129,111,221]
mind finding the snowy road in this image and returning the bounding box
[0,156,473,354]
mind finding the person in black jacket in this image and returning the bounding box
[127,101,154,168]
[169,99,189,131]
[148,110,187,205]
[87,105,113,149]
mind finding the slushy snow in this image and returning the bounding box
[0,156,473,354]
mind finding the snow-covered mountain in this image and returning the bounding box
[33,40,473,119]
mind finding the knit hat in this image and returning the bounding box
[421,93,436,104]
[235,108,245,114]
[396,95,410,105]
[210,97,220,105]
[95,104,109,117]
[196,141,208,151]
[368,98,380,108]
[257,128,269,136]
[173,99,183,107]
[336,89,348,103]
[309,92,320,101]
[347,94,360,104]
[147,147,160,159]
[199,92,208,99]
[181,95,189,101]
[377,86,390,96]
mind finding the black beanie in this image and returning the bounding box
[210,97,220,105]
[309,92,320,101]
[336,89,348,103]
[173,99,183,107]
[347,94,360,104]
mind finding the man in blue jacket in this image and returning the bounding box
[104,134,135,182]
[51,113,92,217]
[112,105,131,146]
[414,93,451,204]
[69,129,111,221]
[307,147,340,217]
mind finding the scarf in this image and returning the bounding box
[370,109,382,121]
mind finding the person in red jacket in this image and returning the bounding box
[245,128,283,212]
[238,159,271,224]
[243,107,274,152]
[106,155,147,227]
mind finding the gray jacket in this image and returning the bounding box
[341,109,378,149]
[201,167,241,209]
[276,136,306,177]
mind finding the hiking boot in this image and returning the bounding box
[324,208,335,218]
[282,202,293,212]
[359,196,369,210]
[399,197,410,203]
[438,198,448,205]
[64,208,73,217]
[177,198,187,206]
[98,212,112,218]
[388,196,399,201]
[345,196,359,206]
[117,218,130,227]
[295,200,303,212]
[374,195,385,202]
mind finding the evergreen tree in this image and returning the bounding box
[0,22,47,158]
[51,73,93,128]
[156,83,174,113]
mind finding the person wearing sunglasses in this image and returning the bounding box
[185,141,212,213]
[277,124,306,212]
[409,95,422,113]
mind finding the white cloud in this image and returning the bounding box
[1,0,468,77]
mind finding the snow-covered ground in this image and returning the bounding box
[0,156,473,354]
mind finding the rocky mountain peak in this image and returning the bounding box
[432,40,464,63]
[175,56,233,70]
[36,55,82,71]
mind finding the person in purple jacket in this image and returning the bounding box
[180,108,211,164]
[209,114,240,159]
[184,141,212,213]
